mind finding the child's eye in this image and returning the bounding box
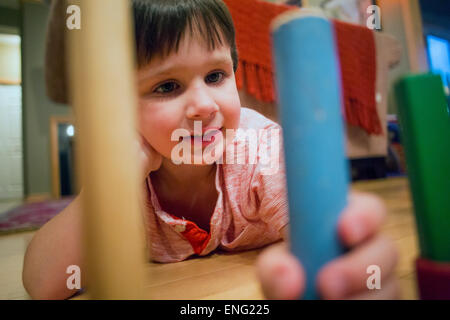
[153,81,180,94]
[205,71,225,84]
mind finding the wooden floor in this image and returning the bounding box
[0,177,419,300]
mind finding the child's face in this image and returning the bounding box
[137,34,241,164]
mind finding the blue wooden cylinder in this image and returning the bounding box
[271,11,349,299]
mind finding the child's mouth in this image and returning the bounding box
[179,127,223,147]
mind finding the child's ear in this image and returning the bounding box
[45,0,69,104]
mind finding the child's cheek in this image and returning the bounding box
[221,86,241,130]
[139,109,182,158]
[138,100,170,131]
[226,103,241,130]
[138,104,165,140]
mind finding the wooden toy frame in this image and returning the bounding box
[65,0,147,299]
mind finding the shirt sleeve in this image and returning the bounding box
[250,122,290,235]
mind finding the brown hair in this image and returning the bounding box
[132,0,238,71]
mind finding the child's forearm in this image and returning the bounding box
[22,195,85,299]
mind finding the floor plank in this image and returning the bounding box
[0,177,420,299]
[0,231,34,299]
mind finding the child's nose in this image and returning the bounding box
[185,86,219,120]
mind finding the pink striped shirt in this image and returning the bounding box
[143,107,289,263]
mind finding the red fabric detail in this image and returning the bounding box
[334,20,381,135]
[224,0,381,135]
[168,214,211,255]
[181,222,211,255]
[225,0,293,102]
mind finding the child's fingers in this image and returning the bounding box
[343,275,401,300]
[316,234,399,300]
[256,242,305,300]
[338,191,387,247]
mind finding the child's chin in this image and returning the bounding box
[190,152,224,166]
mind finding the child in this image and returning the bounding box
[22,0,399,300]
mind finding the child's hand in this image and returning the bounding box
[137,135,162,179]
[256,191,400,300]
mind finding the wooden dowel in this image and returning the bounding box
[66,0,147,299]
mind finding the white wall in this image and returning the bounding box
[0,85,23,200]
[0,34,21,83]
[0,33,22,200]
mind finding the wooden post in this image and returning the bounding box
[400,0,429,73]
[66,0,147,299]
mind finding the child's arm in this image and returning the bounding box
[22,194,84,300]
[22,135,161,300]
